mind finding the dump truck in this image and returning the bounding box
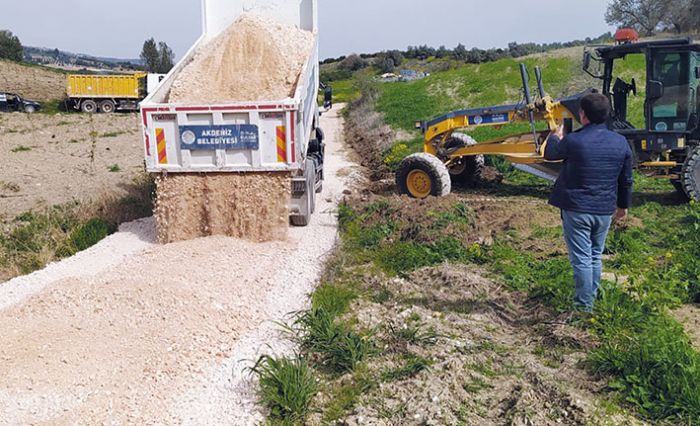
[67,72,165,113]
[140,0,324,227]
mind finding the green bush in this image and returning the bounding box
[58,218,112,257]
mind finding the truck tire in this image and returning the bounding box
[681,146,700,201]
[99,100,115,114]
[81,100,97,114]
[24,105,36,113]
[396,152,451,199]
[291,160,316,226]
[445,133,484,186]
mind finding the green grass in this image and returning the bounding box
[250,355,317,425]
[108,164,121,173]
[376,56,578,133]
[328,79,360,103]
[11,145,31,152]
[338,198,481,277]
[484,200,700,421]
[37,99,67,115]
[0,174,154,280]
[56,218,113,258]
[101,131,125,138]
[380,354,432,382]
[292,306,374,374]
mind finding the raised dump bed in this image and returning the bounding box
[140,0,324,241]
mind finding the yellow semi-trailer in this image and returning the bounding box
[66,73,165,113]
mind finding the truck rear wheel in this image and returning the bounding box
[396,153,451,198]
[291,160,317,226]
[81,100,97,114]
[681,146,700,201]
[99,100,115,114]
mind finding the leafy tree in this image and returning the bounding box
[140,38,159,72]
[338,54,367,71]
[141,38,175,73]
[0,30,23,62]
[605,0,666,35]
[661,0,700,33]
[157,41,174,73]
[452,43,467,61]
[375,49,404,73]
[435,45,450,59]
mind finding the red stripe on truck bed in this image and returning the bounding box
[290,111,296,163]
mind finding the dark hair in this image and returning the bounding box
[580,93,611,124]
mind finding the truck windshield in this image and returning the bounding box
[650,51,690,132]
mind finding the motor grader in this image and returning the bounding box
[396,33,700,201]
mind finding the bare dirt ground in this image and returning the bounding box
[673,304,700,351]
[0,60,66,102]
[0,112,145,221]
[0,105,355,425]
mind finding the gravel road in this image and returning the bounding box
[0,105,355,425]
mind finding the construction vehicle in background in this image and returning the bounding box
[397,30,700,201]
[67,72,165,113]
[140,0,324,226]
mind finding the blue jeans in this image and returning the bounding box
[561,210,613,312]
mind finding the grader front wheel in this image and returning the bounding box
[396,153,451,198]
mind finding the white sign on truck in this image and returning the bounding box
[140,0,323,226]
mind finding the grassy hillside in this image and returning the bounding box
[0,59,66,102]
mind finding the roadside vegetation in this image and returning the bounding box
[0,174,153,281]
[255,45,700,424]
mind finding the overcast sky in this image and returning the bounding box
[0,0,614,60]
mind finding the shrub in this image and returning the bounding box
[338,54,367,71]
[294,307,374,373]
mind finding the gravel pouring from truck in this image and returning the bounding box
[140,0,323,229]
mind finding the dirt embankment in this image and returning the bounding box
[0,113,145,222]
[0,59,66,101]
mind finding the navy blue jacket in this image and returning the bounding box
[544,123,634,215]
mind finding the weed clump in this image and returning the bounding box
[250,355,317,425]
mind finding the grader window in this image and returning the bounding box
[650,51,690,132]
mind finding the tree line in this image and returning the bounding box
[0,29,174,75]
[327,32,614,75]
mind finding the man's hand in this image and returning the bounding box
[614,208,628,221]
[553,124,565,140]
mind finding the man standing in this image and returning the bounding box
[544,93,634,312]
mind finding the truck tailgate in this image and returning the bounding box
[142,103,301,172]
